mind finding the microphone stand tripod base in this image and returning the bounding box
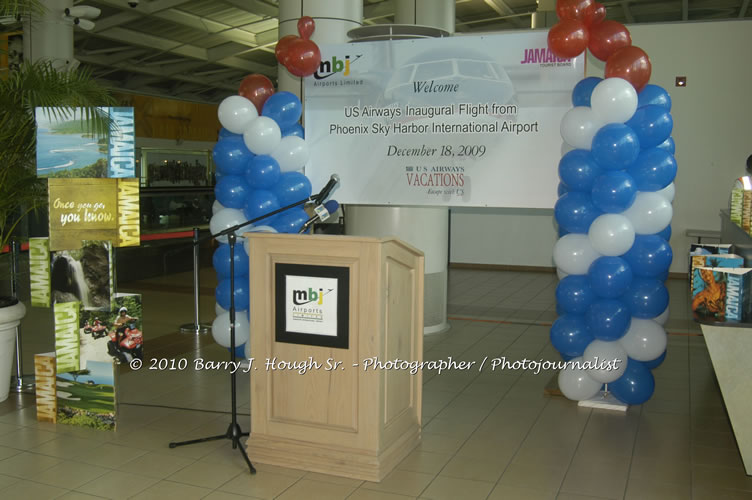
[179,323,210,334]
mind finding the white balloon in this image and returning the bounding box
[553,234,601,275]
[588,214,636,256]
[244,339,252,359]
[271,136,310,173]
[211,311,250,348]
[218,95,258,134]
[212,199,225,215]
[656,182,675,203]
[590,78,638,124]
[243,116,281,155]
[215,303,228,316]
[583,339,628,383]
[556,268,569,280]
[560,106,604,150]
[210,208,247,244]
[622,192,673,235]
[558,356,603,401]
[619,318,667,362]
[653,306,670,325]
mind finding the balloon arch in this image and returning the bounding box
[548,0,676,405]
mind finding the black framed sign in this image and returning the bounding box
[274,263,350,349]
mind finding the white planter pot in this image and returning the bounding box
[0,300,25,402]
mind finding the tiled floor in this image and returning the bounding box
[1,267,749,499]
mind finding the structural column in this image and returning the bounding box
[22,0,75,68]
[347,0,454,335]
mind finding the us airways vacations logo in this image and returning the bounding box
[292,286,334,306]
[314,54,362,79]
[520,47,573,66]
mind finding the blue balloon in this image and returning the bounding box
[556,275,596,314]
[274,172,312,206]
[627,148,677,192]
[591,171,637,213]
[558,182,569,197]
[271,207,308,234]
[245,155,281,189]
[591,124,640,170]
[624,278,669,318]
[586,299,631,340]
[214,175,250,209]
[282,123,305,139]
[641,349,666,370]
[216,276,250,311]
[212,243,249,280]
[623,235,673,278]
[262,91,303,130]
[228,344,245,358]
[213,136,253,175]
[554,192,601,234]
[656,225,671,241]
[656,137,675,155]
[556,303,567,316]
[572,77,603,107]
[218,127,239,139]
[588,257,633,299]
[626,105,673,150]
[550,314,595,358]
[561,352,574,362]
[243,189,280,222]
[609,358,655,405]
[558,227,570,238]
[559,149,602,192]
[638,84,671,110]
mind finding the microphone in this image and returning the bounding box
[298,200,339,234]
[313,174,339,204]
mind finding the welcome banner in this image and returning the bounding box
[304,31,584,208]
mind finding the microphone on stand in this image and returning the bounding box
[313,174,339,204]
[298,200,339,234]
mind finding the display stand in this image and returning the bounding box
[246,233,424,481]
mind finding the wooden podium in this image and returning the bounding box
[245,233,424,481]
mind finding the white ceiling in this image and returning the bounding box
[31,0,752,102]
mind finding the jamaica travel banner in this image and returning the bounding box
[48,178,140,251]
[35,107,135,178]
[304,31,583,208]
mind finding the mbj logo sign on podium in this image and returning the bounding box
[286,276,338,336]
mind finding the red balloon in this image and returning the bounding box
[297,16,315,40]
[588,20,631,61]
[583,2,607,26]
[275,34,298,66]
[548,19,589,59]
[238,74,275,114]
[556,0,594,20]
[284,38,321,77]
[605,45,652,92]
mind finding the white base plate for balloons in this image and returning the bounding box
[577,392,628,412]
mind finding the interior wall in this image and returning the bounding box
[450,19,752,273]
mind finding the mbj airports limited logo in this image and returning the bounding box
[292,287,333,306]
[314,54,362,79]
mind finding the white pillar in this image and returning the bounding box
[347,0,454,335]
[531,0,557,29]
[22,0,75,68]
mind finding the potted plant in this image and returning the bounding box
[0,0,115,401]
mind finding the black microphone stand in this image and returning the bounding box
[168,192,325,474]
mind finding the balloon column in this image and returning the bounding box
[210,76,313,355]
[549,0,676,405]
